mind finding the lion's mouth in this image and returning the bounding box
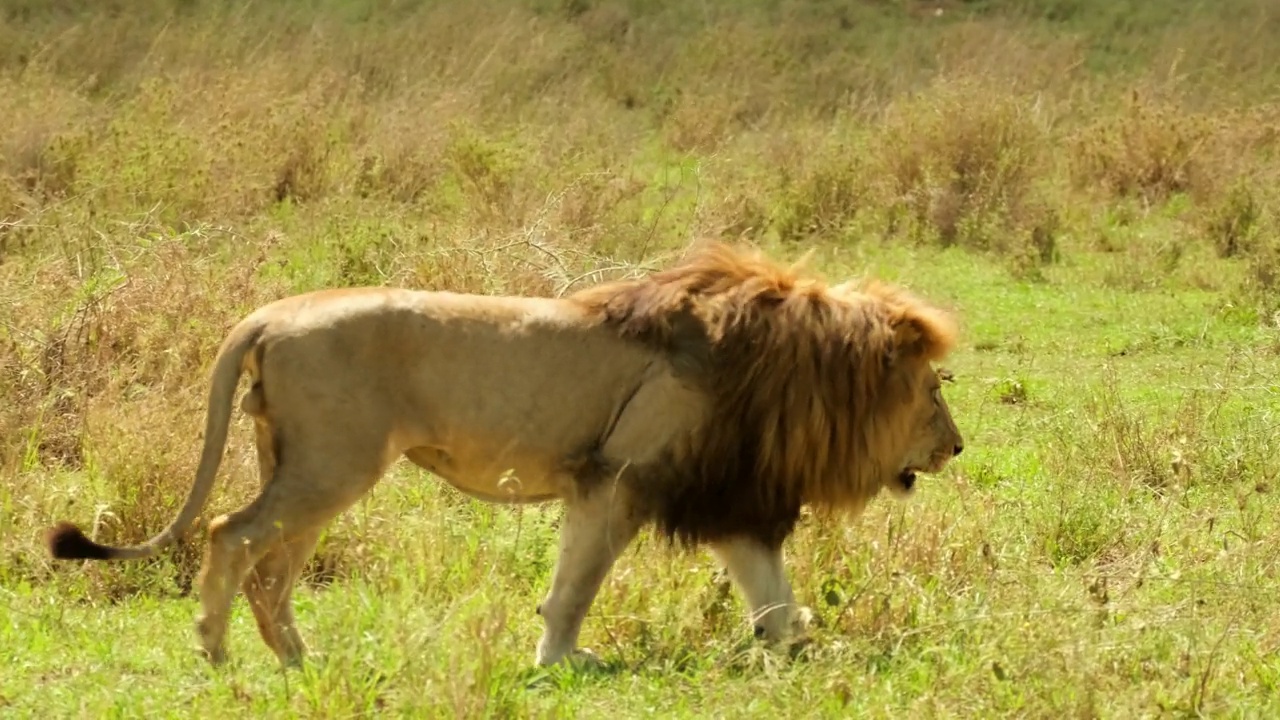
[896,453,954,490]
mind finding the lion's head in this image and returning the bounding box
[888,362,964,496]
[835,278,965,499]
[571,241,965,545]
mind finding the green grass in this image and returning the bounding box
[5,242,1277,717]
[4,0,1280,717]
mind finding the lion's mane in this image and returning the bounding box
[569,241,957,547]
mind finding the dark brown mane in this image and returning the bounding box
[569,241,957,548]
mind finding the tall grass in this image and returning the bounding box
[3,0,1280,715]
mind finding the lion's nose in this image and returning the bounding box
[953,444,964,457]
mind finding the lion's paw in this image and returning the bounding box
[196,645,228,667]
[565,647,605,669]
[536,644,607,670]
[793,604,817,633]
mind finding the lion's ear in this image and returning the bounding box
[890,304,957,362]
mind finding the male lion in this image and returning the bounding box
[45,241,964,668]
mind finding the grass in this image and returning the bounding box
[3,0,1280,716]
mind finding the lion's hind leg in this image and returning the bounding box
[242,527,322,666]
[196,499,279,666]
[195,428,393,666]
[237,403,322,666]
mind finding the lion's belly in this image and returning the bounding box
[403,445,567,503]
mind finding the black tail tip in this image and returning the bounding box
[46,521,113,560]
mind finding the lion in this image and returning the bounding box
[44,240,965,669]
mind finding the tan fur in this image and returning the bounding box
[44,241,964,668]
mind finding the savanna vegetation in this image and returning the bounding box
[2,0,1279,716]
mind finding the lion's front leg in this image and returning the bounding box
[709,536,809,645]
[535,486,644,667]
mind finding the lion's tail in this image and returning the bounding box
[45,315,267,562]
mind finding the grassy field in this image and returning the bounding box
[3,0,1280,716]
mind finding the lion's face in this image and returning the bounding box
[887,362,964,497]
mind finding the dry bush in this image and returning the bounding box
[1202,180,1267,259]
[0,76,96,206]
[699,79,1063,271]
[550,170,651,245]
[741,126,877,244]
[868,78,1059,262]
[0,228,287,586]
[1070,93,1280,207]
[0,2,628,231]
[1068,92,1280,274]
[1071,96,1209,204]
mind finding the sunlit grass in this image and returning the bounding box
[3,0,1280,716]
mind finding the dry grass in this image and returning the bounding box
[3,0,1280,716]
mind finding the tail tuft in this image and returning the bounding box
[46,521,115,560]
